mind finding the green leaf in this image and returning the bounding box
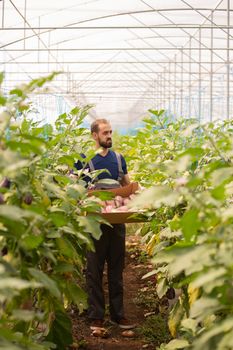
[54,262,75,274]
[6,140,43,154]
[191,268,226,290]
[180,208,200,242]
[0,278,39,290]
[193,318,233,350]
[56,237,79,259]
[210,167,233,187]
[46,309,73,350]
[167,244,212,277]
[66,283,87,313]
[66,184,86,200]
[10,88,23,97]
[181,318,198,334]
[78,216,102,240]
[70,106,80,115]
[0,95,7,105]
[165,339,190,349]
[157,277,168,298]
[12,309,35,322]
[0,72,4,85]
[129,186,180,209]
[49,212,68,227]
[0,205,41,222]
[29,268,61,299]
[58,155,75,167]
[21,234,44,250]
[168,299,185,338]
[190,297,222,321]
[211,183,226,200]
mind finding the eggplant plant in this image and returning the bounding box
[0,72,104,349]
[118,110,233,350]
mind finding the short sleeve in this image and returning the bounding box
[74,153,87,171]
[120,154,128,175]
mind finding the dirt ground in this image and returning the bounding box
[70,234,170,350]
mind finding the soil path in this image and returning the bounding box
[70,235,158,350]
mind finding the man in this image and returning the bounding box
[75,118,135,332]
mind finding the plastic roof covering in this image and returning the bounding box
[0,0,233,129]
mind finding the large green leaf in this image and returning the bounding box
[190,297,222,321]
[21,234,44,250]
[191,268,226,290]
[0,205,41,222]
[129,186,180,209]
[78,215,102,240]
[192,318,233,350]
[210,167,233,187]
[56,237,80,261]
[165,339,190,349]
[0,278,40,290]
[66,283,88,313]
[180,208,200,242]
[29,268,61,299]
[46,309,73,350]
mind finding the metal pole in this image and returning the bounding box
[2,0,4,28]
[162,68,165,108]
[153,79,156,107]
[181,48,184,116]
[2,25,233,30]
[168,61,171,113]
[189,37,192,116]
[48,31,50,72]
[174,55,177,116]
[158,74,161,109]
[210,11,213,121]
[227,0,230,119]
[38,17,40,62]
[24,0,27,50]
[198,29,202,122]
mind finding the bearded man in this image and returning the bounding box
[75,119,135,332]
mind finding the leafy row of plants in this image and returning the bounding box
[0,73,105,350]
[118,110,233,349]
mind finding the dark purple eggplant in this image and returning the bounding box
[23,192,33,205]
[0,177,11,189]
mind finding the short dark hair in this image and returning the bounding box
[91,118,109,134]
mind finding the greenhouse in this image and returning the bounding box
[1,0,233,128]
[1,1,233,350]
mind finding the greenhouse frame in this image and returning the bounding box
[1,0,232,130]
[2,2,233,350]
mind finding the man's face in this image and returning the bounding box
[93,122,112,149]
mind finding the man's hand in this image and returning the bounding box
[120,174,130,186]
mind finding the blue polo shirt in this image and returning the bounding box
[74,150,127,181]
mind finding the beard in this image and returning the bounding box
[99,138,112,149]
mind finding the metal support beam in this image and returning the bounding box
[210,11,214,121]
[181,47,183,116]
[0,61,228,65]
[1,25,233,30]
[3,47,232,51]
[199,29,202,122]
[168,61,171,112]
[227,0,230,119]
[24,0,27,49]
[189,37,192,116]
[174,55,177,115]
[181,0,233,40]
[1,0,4,28]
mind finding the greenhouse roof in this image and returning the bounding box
[0,0,232,129]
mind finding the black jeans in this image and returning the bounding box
[86,223,126,321]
